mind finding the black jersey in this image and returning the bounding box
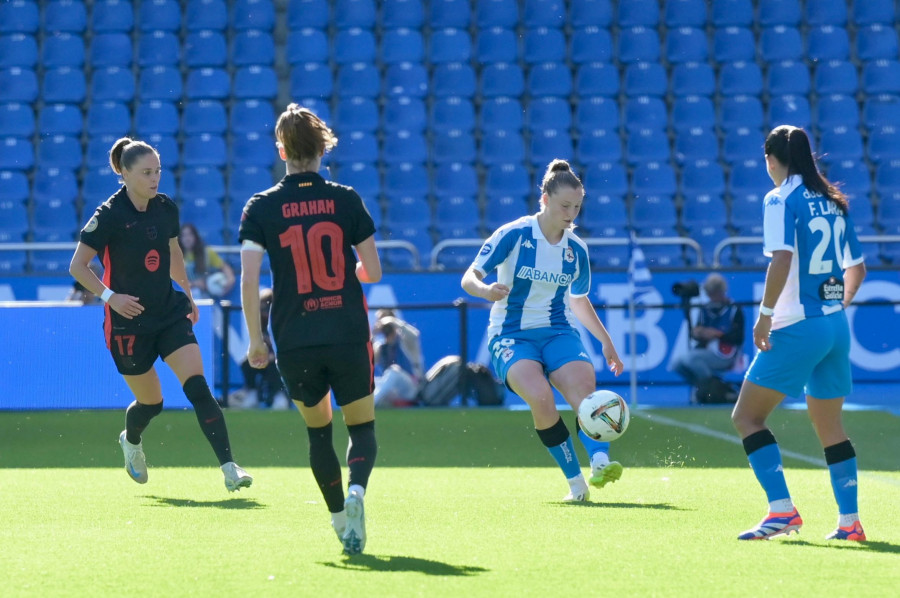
[80,187,191,335]
[238,172,377,352]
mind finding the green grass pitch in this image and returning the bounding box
[1,407,898,597]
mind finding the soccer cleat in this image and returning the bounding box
[119,430,148,484]
[221,462,253,492]
[331,511,347,543]
[826,521,866,541]
[737,508,803,540]
[341,490,366,555]
[589,461,623,489]
[562,482,590,502]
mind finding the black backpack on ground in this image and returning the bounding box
[695,376,739,404]
[418,357,506,407]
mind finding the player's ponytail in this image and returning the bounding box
[765,126,848,212]
[108,137,159,177]
[275,103,338,166]
[541,159,583,197]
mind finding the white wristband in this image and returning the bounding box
[100,288,114,303]
[759,304,774,317]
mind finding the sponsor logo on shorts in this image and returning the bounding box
[501,348,514,363]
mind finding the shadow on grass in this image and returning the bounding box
[791,539,900,555]
[142,495,267,510]
[320,554,488,576]
[550,501,686,511]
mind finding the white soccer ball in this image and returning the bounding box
[205,271,229,297]
[578,390,630,442]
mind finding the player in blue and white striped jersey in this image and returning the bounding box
[732,126,868,542]
[462,160,624,502]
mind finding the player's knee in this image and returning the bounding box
[182,374,215,407]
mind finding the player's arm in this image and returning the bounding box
[570,295,623,376]
[70,242,144,318]
[461,268,510,301]
[354,234,382,283]
[753,249,792,351]
[169,237,200,323]
[240,241,269,369]
[842,262,866,308]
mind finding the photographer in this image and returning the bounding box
[372,309,424,407]
[671,273,745,402]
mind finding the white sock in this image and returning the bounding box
[567,474,587,490]
[590,452,610,470]
[769,498,794,513]
[839,513,860,528]
[348,484,365,499]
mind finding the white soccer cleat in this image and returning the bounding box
[563,482,590,502]
[119,430,148,484]
[341,490,366,555]
[331,511,347,543]
[221,462,253,492]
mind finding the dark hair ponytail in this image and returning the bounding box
[540,159,583,197]
[108,137,158,176]
[764,126,848,212]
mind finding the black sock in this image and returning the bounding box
[307,422,345,513]
[125,400,163,445]
[347,420,377,491]
[183,375,232,465]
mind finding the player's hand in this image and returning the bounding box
[187,300,200,324]
[753,316,773,351]
[108,293,144,319]
[483,283,510,302]
[247,338,270,369]
[603,344,624,377]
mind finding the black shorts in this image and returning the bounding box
[108,316,198,376]
[276,342,374,408]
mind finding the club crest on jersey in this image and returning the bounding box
[563,247,574,263]
[84,216,99,233]
[146,226,157,240]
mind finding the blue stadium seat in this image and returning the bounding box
[334,0,376,29]
[0,199,28,243]
[157,168,176,196]
[484,195,529,230]
[0,169,29,202]
[186,0,227,31]
[0,33,38,68]
[180,197,225,236]
[624,62,667,97]
[729,159,770,202]
[382,0,425,28]
[760,26,803,62]
[528,62,572,97]
[43,67,85,103]
[435,196,479,227]
[569,26,612,64]
[730,193,764,231]
[184,31,227,67]
[689,225,732,266]
[89,33,131,68]
[432,129,476,164]
[807,26,850,61]
[867,127,900,164]
[639,228,687,267]
[91,66,134,102]
[336,62,379,98]
[184,100,228,135]
[853,0,895,25]
[582,161,628,198]
[138,0,181,31]
[719,62,763,97]
[294,97,330,122]
[180,166,225,201]
[481,63,524,98]
[289,63,331,99]
[818,94,859,130]
[806,0,847,26]
[814,60,858,95]
[33,167,78,203]
[713,27,755,63]
[818,126,864,165]
[529,128,573,167]
[769,95,811,130]
[674,128,719,164]
[38,103,81,137]
[229,165,275,204]
[85,134,116,167]
[429,0,470,28]
[37,135,80,170]
[433,162,477,198]
[476,0,519,28]
[334,97,379,133]
[575,97,618,134]
[43,0,87,32]
[671,96,715,132]
[139,66,182,101]
[92,0,133,32]
[30,249,76,272]
[864,96,900,129]
[286,28,328,64]
[575,62,619,97]
[0,1,39,33]
[856,25,899,62]
[183,134,227,168]
[431,97,475,133]
[827,160,870,199]
[44,35,83,69]
[523,0,566,28]
[758,0,801,26]
[382,225,431,270]
[384,63,428,98]
[480,130,526,165]
[0,102,34,137]
[733,241,769,267]
[631,195,678,229]
[618,0,659,27]
[432,62,476,98]
[480,97,523,133]
[0,137,34,170]
[476,27,517,64]
[623,96,667,132]
[333,162,379,200]
[233,66,278,99]
[381,96,425,133]
[682,160,725,197]
[722,127,763,164]
[381,28,424,65]
[523,27,566,64]
[81,166,119,209]
[581,193,628,231]
[231,0,275,31]
[665,0,707,27]
[232,132,277,168]
[570,0,612,27]
[485,162,530,199]
[862,60,900,95]
[681,193,727,228]
[631,161,676,197]
[384,162,429,199]
[576,128,623,164]
[617,27,660,63]
[528,97,571,132]
[670,62,716,97]
[665,27,709,64]
[383,130,428,165]
[138,31,179,66]
[332,131,378,164]
[586,242,630,269]
[232,30,275,66]
[429,29,472,64]
[185,67,230,100]
[135,100,178,136]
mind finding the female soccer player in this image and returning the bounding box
[70,137,252,492]
[732,126,867,541]
[238,104,382,555]
[461,159,625,502]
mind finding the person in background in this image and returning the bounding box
[69,136,252,492]
[461,159,625,503]
[372,308,424,407]
[230,288,290,410]
[732,125,867,541]
[67,261,104,305]
[178,222,235,298]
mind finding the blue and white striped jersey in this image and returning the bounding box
[762,174,864,330]
[471,215,591,338]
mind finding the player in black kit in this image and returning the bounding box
[70,137,252,492]
[239,104,382,554]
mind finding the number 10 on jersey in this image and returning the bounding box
[279,223,345,294]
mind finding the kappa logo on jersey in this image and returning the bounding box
[146,226,157,240]
[765,196,783,207]
[479,243,493,256]
[579,352,589,358]
[564,247,574,263]
[521,239,534,249]
[516,266,573,286]
[84,216,99,233]
[145,249,160,272]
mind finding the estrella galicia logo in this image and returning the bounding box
[146,225,158,240]
[819,275,844,301]
[479,243,492,256]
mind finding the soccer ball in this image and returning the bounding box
[205,271,229,297]
[578,390,630,442]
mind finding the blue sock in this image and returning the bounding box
[743,430,791,504]
[536,418,583,480]
[577,429,610,462]
[825,441,858,515]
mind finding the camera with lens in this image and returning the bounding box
[672,280,700,300]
